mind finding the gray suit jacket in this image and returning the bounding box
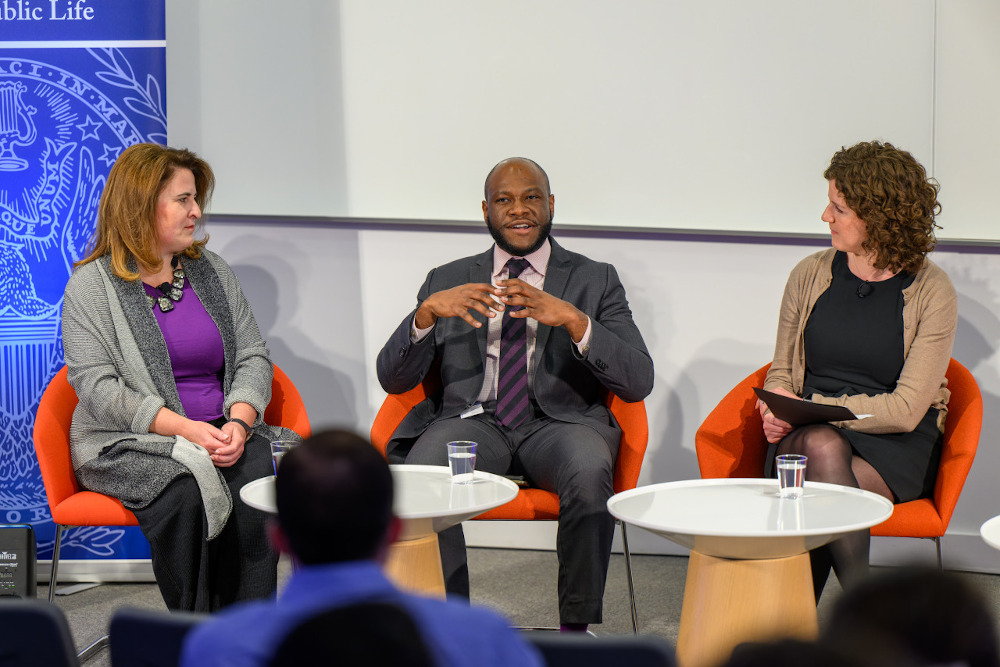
[376,239,653,451]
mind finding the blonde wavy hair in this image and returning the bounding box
[78,143,214,280]
[824,141,940,274]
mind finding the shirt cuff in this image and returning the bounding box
[410,318,434,343]
[574,317,593,356]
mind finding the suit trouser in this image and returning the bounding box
[398,408,617,625]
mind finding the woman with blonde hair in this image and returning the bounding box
[62,143,298,611]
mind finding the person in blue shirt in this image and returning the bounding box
[181,429,542,667]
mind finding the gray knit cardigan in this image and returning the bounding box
[62,249,296,538]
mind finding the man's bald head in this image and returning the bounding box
[484,157,551,200]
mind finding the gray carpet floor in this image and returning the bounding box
[42,549,1000,666]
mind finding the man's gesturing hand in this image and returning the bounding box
[414,283,503,329]
[496,278,589,343]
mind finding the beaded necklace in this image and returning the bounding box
[146,256,185,313]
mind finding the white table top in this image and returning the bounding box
[981,516,1000,551]
[608,478,893,560]
[241,464,519,539]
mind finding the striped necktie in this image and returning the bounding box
[495,258,530,429]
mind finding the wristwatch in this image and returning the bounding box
[228,417,254,439]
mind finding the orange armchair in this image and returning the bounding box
[265,364,312,439]
[694,364,771,479]
[34,365,140,610]
[694,359,983,566]
[33,363,311,606]
[370,378,649,633]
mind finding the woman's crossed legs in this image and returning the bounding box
[776,424,893,600]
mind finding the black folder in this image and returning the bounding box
[753,387,859,426]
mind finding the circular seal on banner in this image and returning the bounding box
[0,53,151,529]
[0,56,146,265]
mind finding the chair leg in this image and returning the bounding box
[620,520,639,635]
[49,524,64,603]
[935,536,943,570]
[77,635,110,662]
[48,524,110,662]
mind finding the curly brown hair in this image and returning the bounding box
[77,143,214,280]
[824,141,940,274]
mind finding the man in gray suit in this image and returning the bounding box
[376,157,653,631]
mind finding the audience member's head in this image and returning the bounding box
[822,567,1000,667]
[272,429,396,565]
[723,639,866,667]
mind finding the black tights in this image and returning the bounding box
[776,424,869,601]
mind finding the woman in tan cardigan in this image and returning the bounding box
[761,141,957,600]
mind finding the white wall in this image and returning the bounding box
[934,0,1000,241]
[167,0,1000,240]
[162,0,1000,571]
[206,219,1000,571]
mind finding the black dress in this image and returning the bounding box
[771,252,942,502]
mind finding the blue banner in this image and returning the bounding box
[0,0,165,41]
[0,0,165,566]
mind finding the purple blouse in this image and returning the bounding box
[143,278,226,422]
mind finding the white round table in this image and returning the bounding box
[608,478,893,667]
[980,515,1000,550]
[241,464,518,597]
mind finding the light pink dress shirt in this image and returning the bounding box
[411,239,592,403]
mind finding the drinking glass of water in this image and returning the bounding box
[776,454,807,499]
[270,440,299,476]
[447,441,477,484]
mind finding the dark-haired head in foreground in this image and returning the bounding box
[822,567,1000,667]
[271,429,399,565]
[723,639,866,667]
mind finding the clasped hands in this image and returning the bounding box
[415,279,589,343]
[151,403,256,467]
[184,420,246,467]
